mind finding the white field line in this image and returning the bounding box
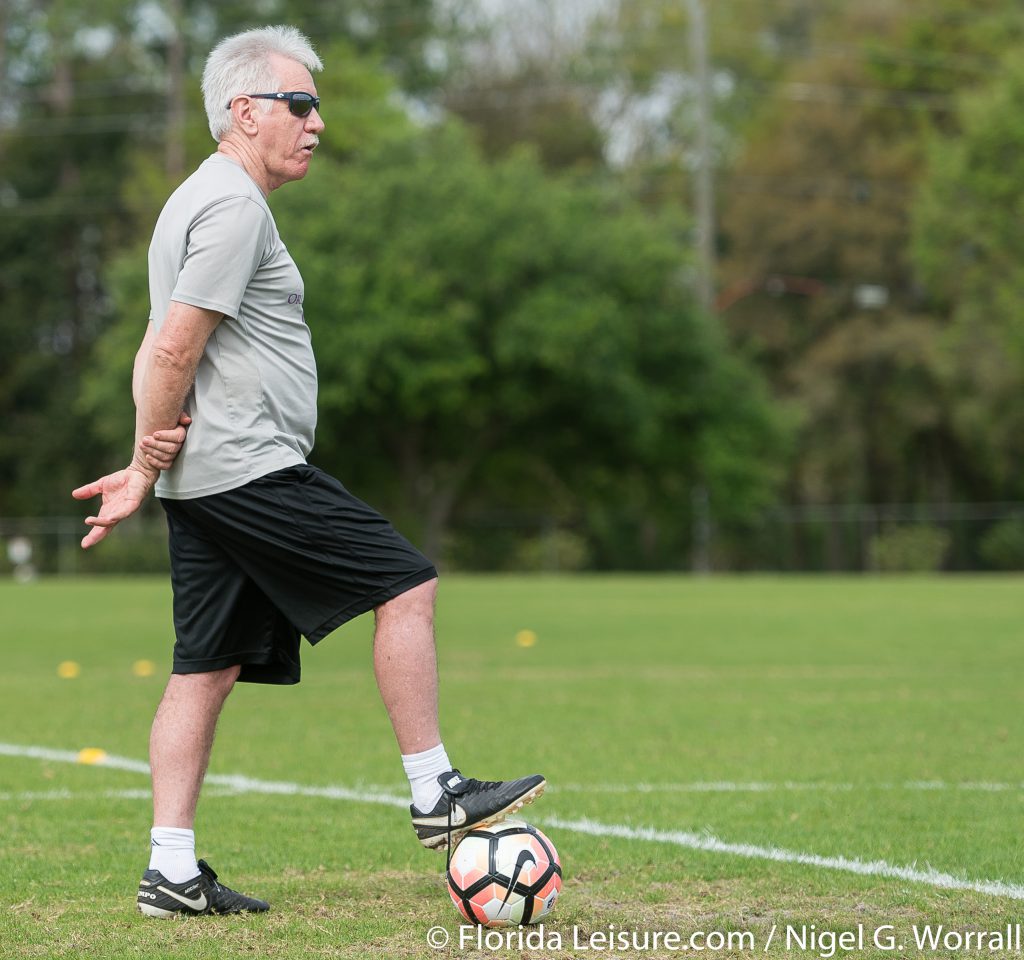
[275,780,1024,795]
[2,742,1023,900]
[262,780,1024,795]
[551,780,1024,794]
[0,742,409,809]
[542,816,1024,901]
[2,789,145,801]
[0,742,152,775]
[0,788,244,802]
[4,746,1016,795]
[0,789,146,801]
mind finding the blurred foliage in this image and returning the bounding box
[6,0,1024,570]
[978,518,1024,572]
[869,525,950,573]
[912,46,1024,501]
[88,118,783,563]
[718,0,1024,512]
[512,529,591,573]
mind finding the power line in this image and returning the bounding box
[444,76,957,112]
[714,0,1024,28]
[7,5,1005,102]
[774,80,955,111]
[0,71,957,139]
[714,33,999,77]
[727,173,914,200]
[0,169,922,218]
[0,114,168,136]
[8,38,995,100]
[0,72,963,123]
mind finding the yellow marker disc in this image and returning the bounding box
[132,659,156,678]
[77,748,107,765]
[515,629,538,648]
[57,661,81,679]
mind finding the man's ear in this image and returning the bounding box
[229,96,260,136]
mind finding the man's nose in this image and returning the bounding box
[306,108,324,133]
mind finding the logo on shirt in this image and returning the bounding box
[288,293,303,304]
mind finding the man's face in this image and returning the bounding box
[254,54,324,189]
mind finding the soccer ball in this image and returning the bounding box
[446,819,562,927]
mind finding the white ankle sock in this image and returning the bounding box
[149,827,199,883]
[403,742,452,813]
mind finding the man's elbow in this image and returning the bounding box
[151,342,197,374]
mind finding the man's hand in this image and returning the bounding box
[71,466,157,550]
[139,412,191,471]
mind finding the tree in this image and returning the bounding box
[913,48,1024,499]
[439,0,607,170]
[716,0,1022,508]
[277,122,783,562]
[87,119,783,565]
[0,1,172,514]
[78,38,414,457]
[0,0,464,519]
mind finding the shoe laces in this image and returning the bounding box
[445,800,454,871]
[465,776,504,790]
[197,860,218,881]
[440,770,477,869]
[197,859,231,896]
[441,776,462,870]
[439,771,509,866]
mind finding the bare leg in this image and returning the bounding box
[150,665,240,827]
[373,578,441,755]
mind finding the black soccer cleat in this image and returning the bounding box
[137,859,269,918]
[411,769,546,851]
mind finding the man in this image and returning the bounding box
[73,26,544,919]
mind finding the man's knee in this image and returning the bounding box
[167,664,241,699]
[376,576,438,619]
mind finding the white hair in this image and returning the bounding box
[201,26,323,142]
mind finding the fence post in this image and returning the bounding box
[691,485,712,573]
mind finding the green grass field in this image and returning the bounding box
[2,575,1024,959]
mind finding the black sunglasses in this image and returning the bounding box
[227,91,321,118]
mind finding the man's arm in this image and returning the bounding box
[133,320,193,471]
[73,303,222,549]
[133,303,221,469]
[133,319,158,407]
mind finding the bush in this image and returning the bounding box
[978,517,1024,570]
[869,525,950,573]
[513,529,591,572]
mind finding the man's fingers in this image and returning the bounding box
[85,515,120,528]
[81,524,111,550]
[143,435,182,452]
[72,479,104,500]
[145,453,174,469]
[177,413,192,426]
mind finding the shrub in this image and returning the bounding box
[869,525,950,573]
[978,517,1024,571]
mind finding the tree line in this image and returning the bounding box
[2,0,1023,571]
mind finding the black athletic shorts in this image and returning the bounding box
[159,463,437,685]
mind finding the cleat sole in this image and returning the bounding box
[138,903,180,919]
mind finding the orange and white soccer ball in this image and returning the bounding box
[446,820,562,927]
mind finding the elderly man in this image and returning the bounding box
[73,26,544,918]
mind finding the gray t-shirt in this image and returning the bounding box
[148,154,317,499]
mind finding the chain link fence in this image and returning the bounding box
[4,503,1024,577]
[729,502,1024,573]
